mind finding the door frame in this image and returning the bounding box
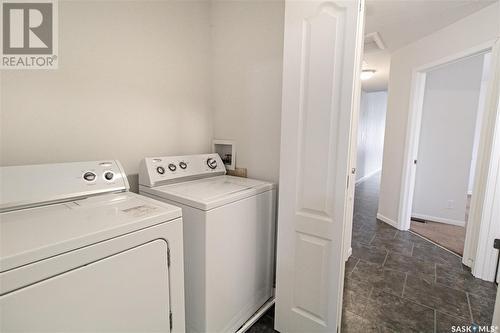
[343,0,366,263]
[397,39,499,279]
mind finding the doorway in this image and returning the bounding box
[342,1,499,331]
[409,52,492,256]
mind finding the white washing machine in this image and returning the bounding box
[0,160,186,332]
[139,154,275,333]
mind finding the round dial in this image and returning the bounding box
[207,158,217,170]
[156,166,165,175]
[104,171,114,181]
[168,163,177,171]
[179,161,187,170]
[83,171,96,182]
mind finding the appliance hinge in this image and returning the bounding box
[169,311,173,330]
[167,247,171,267]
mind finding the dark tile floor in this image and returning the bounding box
[248,174,497,333]
[247,305,276,333]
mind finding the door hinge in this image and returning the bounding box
[169,311,173,330]
[167,247,171,267]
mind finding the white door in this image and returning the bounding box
[275,0,365,332]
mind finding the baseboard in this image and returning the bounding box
[376,213,402,230]
[346,247,352,260]
[355,169,381,185]
[411,213,465,227]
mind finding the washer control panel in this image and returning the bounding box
[139,154,226,187]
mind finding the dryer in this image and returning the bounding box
[139,154,275,333]
[0,161,185,332]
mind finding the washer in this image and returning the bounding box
[0,160,185,332]
[139,154,276,333]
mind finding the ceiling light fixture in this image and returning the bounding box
[361,69,376,81]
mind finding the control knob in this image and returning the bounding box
[207,158,217,170]
[104,171,114,181]
[168,163,177,172]
[179,161,187,170]
[157,166,165,175]
[83,172,96,182]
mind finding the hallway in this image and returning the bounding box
[248,174,497,333]
[342,174,497,332]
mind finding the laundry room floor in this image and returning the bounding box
[248,174,497,333]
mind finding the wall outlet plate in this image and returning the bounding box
[213,139,236,171]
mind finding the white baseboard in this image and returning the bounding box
[411,213,465,227]
[376,213,403,230]
[355,169,381,185]
[346,247,352,260]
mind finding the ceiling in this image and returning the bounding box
[362,0,497,92]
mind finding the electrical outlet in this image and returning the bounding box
[447,200,454,209]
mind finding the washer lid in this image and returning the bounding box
[141,175,275,211]
[0,192,181,272]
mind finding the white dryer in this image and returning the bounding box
[0,161,185,332]
[139,154,275,333]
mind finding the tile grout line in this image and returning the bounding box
[381,250,389,267]
[359,286,375,319]
[368,233,376,245]
[434,264,437,284]
[466,292,474,323]
[411,242,415,257]
[434,310,437,333]
[350,258,360,275]
[401,273,408,298]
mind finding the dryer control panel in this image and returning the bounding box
[139,154,226,187]
[0,160,129,212]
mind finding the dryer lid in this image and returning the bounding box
[141,175,275,211]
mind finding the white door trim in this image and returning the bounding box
[344,0,366,263]
[397,39,499,280]
[465,38,500,281]
[398,40,495,232]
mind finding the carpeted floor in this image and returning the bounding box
[410,195,469,255]
[410,220,466,255]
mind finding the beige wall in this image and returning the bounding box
[1,0,285,190]
[356,90,387,182]
[378,2,499,225]
[1,1,213,191]
[211,0,285,183]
